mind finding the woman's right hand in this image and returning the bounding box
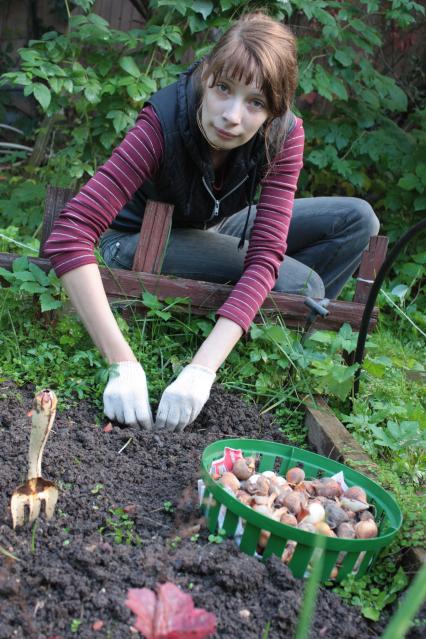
[60,265,151,427]
[103,361,153,429]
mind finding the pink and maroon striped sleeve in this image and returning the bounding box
[217,117,305,332]
[43,105,164,277]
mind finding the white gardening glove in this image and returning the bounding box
[103,361,153,429]
[155,364,216,431]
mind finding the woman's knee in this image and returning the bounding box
[274,265,325,298]
[348,198,380,238]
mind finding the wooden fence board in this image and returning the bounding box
[0,252,379,331]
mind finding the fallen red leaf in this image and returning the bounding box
[125,583,216,639]
[127,588,156,638]
[103,422,113,433]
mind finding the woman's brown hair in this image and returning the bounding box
[197,11,298,162]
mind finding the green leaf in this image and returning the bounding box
[329,77,348,101]
[0,267,15,283]
[19,49,41,64]
[12,256,29,273]
[40,292,62,312]
[391,284,409,300]
[28,262,50,286]
[386,83,408,112]
[84,83,101,104]
[126,84,146,101]
[154,310,172,321]
[414,195,426,211]
[13,271,36,282]
[362,606,380,621]
[415,163,426,181]
[157,0,189,15]
[107,110,129,134]
[364,358,387,379]
[119,56,140,79]
[139,75,157,94]
[188,14,206,34]
[398,174,419,191]
[314,66,333,101]
[142,290,162,310]
[307,331,334,345]
[33,83,51,110]
[20,282,47,294]
[192,1,213,19]
[334,49,353,67]
[314,8,337,28]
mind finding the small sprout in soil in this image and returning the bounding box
[188,582,194,590]
[163,500,174,513]
[70,619,82,633]
[208,529,226,544]
[169,535,182,549]
[57,482,73,492]
[63,539,71,547]
[99,507,142,546]
[190,533,200,542]
[73,457,81,466]
[261,620,271,639]
[90,483,104,495]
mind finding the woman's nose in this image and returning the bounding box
[223,99,242,125]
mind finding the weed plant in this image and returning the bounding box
[99,507,142,546]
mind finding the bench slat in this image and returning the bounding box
[0,253,379,331]
[132,200,173,273]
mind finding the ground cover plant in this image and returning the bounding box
[0,0,425,636]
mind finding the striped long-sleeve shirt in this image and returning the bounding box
[43,105,304,332]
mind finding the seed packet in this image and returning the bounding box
[209,446,244,478]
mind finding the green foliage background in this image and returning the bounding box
[1,0,425,224]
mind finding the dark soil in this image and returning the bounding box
[0,381,395,638]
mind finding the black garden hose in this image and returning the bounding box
[353,217,426,398]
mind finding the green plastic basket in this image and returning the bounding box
[200,438,403,582]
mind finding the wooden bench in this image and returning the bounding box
[0,186,389,331]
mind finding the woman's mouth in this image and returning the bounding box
[215,127,238,140]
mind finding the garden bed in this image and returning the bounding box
[0,380,410,638]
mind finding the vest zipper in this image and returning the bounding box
[202,175,249,222]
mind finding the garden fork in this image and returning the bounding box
[10,389,59,528]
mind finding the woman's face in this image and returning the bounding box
[201,74,270,150]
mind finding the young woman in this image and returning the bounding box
[43,12,379,431]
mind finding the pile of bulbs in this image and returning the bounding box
[215,456,378,558]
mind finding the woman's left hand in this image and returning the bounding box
[155,364,216,431]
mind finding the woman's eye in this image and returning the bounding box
[251,99,265,109]
[216,82,229,93]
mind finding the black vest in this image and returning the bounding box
[110,65,291,234]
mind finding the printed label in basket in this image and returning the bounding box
[210,447,244,477]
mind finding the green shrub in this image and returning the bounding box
[0,0,424,248]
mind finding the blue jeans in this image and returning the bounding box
[100,197,379,299]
